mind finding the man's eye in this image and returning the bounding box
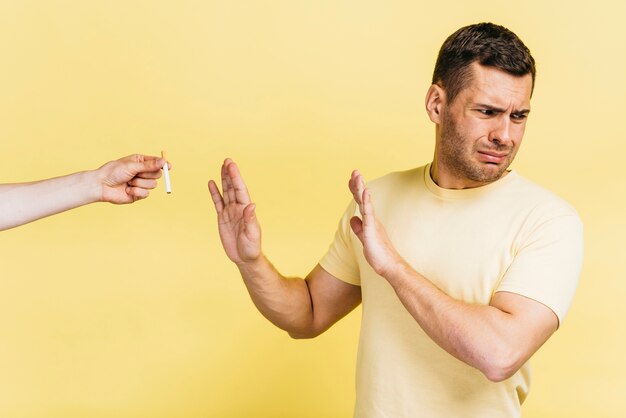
[511,113,528,121]
[479,109,495,116]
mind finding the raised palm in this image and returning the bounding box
[348,170,401,277]
[208,159,261,264]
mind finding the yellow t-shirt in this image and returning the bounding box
[319,164,583,418]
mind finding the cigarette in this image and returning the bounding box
[161,151,172,194]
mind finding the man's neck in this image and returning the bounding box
[429,160,508,190]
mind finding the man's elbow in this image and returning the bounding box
[480,348,526,383]
[287,323,324,339]
[483,365,517,383]
[288,330,317,339]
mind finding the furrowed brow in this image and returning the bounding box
[475,103,530,114]
[474,103,506,112]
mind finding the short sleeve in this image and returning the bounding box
[496,214,584,325]
[319,201,361,286]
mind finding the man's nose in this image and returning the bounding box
[490,116,512,146]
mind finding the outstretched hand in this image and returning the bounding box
[349,170,402,277]
[98,154,169,204]
[208,159,262,265]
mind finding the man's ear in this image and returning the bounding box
[425,84,446,124]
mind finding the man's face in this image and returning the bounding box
[436,62,533,188]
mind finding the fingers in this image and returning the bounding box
[361,187,374,225]
[348,170,358,203]
[208,180,225,213]
[211,158,249,213]
[349,170,365,206]
[348,169,376,229]
[220,158,251,206]
[123,154,169,175]
[349,170,369,215]
[221,159,233,205]
[125,186,150,201]
[127,177,158,189]
[135,169,163,180]
[226,160,251,205]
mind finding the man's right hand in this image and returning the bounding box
[207,158,361,338]
[208,158,262,265]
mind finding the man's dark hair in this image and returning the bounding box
[432,22,536,103]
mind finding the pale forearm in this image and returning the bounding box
[237,255,315,335]
[385,261,525,382]
[0,170,101,231]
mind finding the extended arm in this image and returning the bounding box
[0,154,168,231]
[348,170,558,382]
[208,159,361,338]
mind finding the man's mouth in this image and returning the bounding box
[477,150,509,164]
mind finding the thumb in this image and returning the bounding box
[242,203,261,241]
[126,156,166,174]
[243,203,257,224]
[350,216,364,243]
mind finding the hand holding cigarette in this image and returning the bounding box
[0,153,171,231]
[99,154,171,204]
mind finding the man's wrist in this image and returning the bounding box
[380,255,412,283]
[236,254,269,277]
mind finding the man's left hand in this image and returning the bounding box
[348,170,403,277]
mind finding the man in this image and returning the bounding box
[0,154,170,231]
[208,22,583,417]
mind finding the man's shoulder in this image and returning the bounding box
[507,172,580,220]
[367,165,427,192]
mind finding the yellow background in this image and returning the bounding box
[0,1,624,417]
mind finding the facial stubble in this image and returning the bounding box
[439,113,513,184]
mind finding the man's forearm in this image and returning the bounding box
[0,170,101,231]
[236,255,315,336]
[382,260,552,382]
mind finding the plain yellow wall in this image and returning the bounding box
[0,1,624,417]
